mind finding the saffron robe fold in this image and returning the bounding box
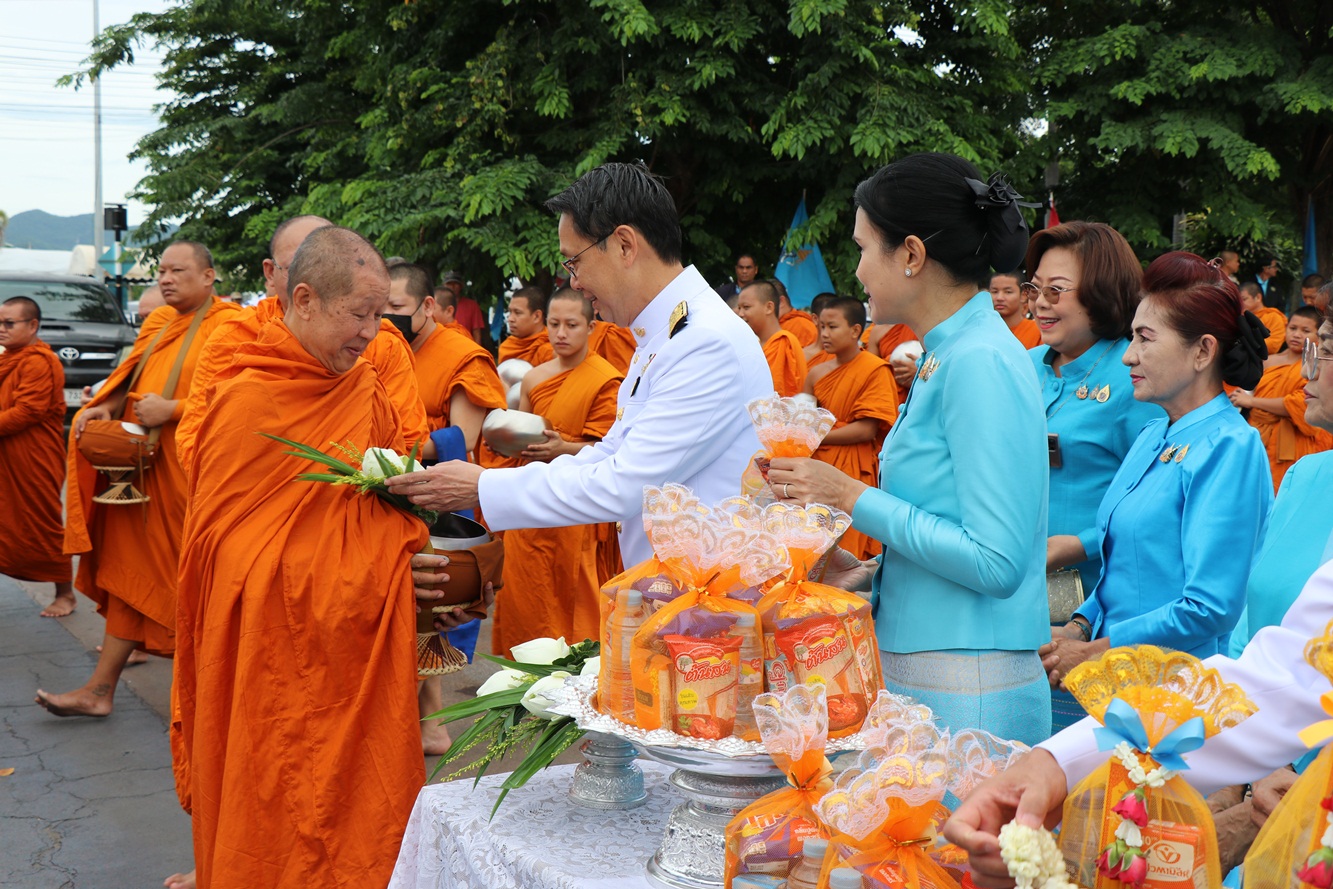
[762,329,808,397]
[807,349,835,370]
[0,338,71,582]
[811,352,899,559]
[176,295,428,470]
[1009,317,1042,349]
[498,330,554,365]
[491,355,622,656]
[1254,306,1287,357]
[176,320,427,889]
[440,320,474,340]
[780,309,819,347]
[1249,360,1333,491]
[414,324,507,433]
[866,323,919,404]
[65,297,240,654]
[587,320,637,374]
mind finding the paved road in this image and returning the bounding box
[1,572,514,888]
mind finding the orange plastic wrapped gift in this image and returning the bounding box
[741,395,835,498]
[627,487,790,736]
[725,683,834,885]
[1245,621,1333,888]
[1058,646,1256,889]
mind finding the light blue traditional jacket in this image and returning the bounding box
[857,292,1050,654]
[1077,393,1272,656]
[1030,338,1164,590]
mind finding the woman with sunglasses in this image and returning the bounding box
[768,152,1052,745]
[1040,252,1273,693]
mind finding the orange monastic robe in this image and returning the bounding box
[441,319,474,340]
[65,297,241,655]
[0,338,71,583]
[587,320,637,374]
[807,349,835,370]
[1249,360,1333,491]
[1009,317,1042,349]
[415,324,507,433]
[763,329,808,397]
[867,323,919,405]
[177,320,426,889]
[498,330,554,365]
[1255,306,1287,357]
[812,352,899,559]
[176,296,429,471]
[492,355,623,657]
[780,310,819,347]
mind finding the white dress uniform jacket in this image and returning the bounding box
[1040,557,1333,795]
[477,265,772,566]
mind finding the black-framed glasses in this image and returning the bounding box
[1302,337,1333,381]
[1019,282,1078,305]
[0,319,35,330]
[561,232,613,277]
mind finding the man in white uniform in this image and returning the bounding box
[944,557,1333,885]
[388,162,772,566]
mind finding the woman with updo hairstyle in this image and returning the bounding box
[1041,251,1273,694]
[768,152,1053,745]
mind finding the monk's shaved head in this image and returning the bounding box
[288,227,387,302]
[827,295,866,330]
[270,215,332,260]
[2,295,40,322]
[551,287,594,322]
[740,279,779,309]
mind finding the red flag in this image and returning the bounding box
[1045,194,1060,229]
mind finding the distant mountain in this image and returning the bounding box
[2,210,174,251]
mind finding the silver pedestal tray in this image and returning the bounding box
[567,730,648,810]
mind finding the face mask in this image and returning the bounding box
[384,313,418,344]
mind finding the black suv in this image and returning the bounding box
[0,272,138,417]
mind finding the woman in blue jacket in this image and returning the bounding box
[1041,252,1273,690]
[769,152,1052,745]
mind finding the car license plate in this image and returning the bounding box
[63,388,84,406]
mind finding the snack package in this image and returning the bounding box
[1244,620,1333,887]
[812,705,961,889]
[741,395,835,498]
[1059,646,1256,889]
[725,684,833,885]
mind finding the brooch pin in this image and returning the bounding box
[917,354,940,382]
[1076,385,1090,400]
[1160,445,1178,463]
[1095,385,1111,403]
[1174,444,1189,463]
[633,326,647,338]
[616,407,624,421]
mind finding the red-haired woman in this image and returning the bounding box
[1040,251,1273,688]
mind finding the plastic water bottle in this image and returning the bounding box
[828,867,863,889]
[607,588,646,723]
[733,611,763,738]
[786,836,828,889]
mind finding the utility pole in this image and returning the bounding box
[92,0,104,261]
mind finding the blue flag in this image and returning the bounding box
[775,198,835,308]
[1304,197,1319,277]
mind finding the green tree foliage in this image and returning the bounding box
[1019,0,1333,278]
[71,0,1035,296]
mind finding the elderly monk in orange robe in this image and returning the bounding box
[175,217,428,471]
[777,289,819,348]
[1240,280,1288,356]
[806,297,898,559]
[173,226,432,889]
[0,297,74,616]
[587,314,637,374]
[1231,305,1333,490]
[737,280,807,396]
[491,289,623,655]
[37,241,240,718]
[989,271,1041,348]
[499,285,555,364]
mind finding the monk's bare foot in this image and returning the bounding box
[39,593,77,618]
[163,868,196,889]
[35,686,113,718]
[95,644,149,666]
[421,722,453,756]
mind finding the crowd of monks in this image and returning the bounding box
[4,216,1329,888]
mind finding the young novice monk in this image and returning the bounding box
[737,279,807,396]
[990,270,1041,348]
[805,296,899,559]
[493,289,624,656]
[499,286,554,365]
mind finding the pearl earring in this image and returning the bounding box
[904,268,913,277]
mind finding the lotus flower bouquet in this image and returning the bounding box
[426,636,599,816]
[259,434,437,525]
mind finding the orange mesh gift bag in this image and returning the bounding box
[1244,620,1333,888]
[741,395,835,498]
[724,683,834,885]
[1059,646,1256,889]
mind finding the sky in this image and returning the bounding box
[1,0,173,226]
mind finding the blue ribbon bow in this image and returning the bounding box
[1093,698,1206,773]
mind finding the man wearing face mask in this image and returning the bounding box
[384,261,506,464]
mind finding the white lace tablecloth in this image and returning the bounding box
[389,761,678,889]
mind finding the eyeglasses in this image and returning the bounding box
[0,319,35,329]
[1019,282,1078,305]
[1302,337,1333,381]
[561,232,613,277]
